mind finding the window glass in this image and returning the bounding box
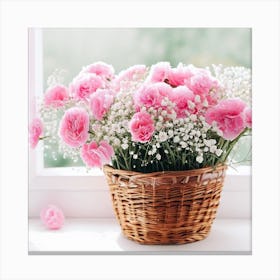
[42,28,251,167]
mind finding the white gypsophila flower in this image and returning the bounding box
[121,143,128,150]
[156,154,161,160]
[156,122,163,130]
[133,154,138,159]
[196,155,203,163]
[190,130,196,136]
[210,145,217,153]
[151,148,157,155]
[195,146,201,152]
[212,64,252,106]
[173,136,180,143]
[215,149,223,157]
[203,100,208,107]
[111,137,120,146]
[180,141,187,148]
[188,100,195,110]
[196,131,201,137]
[168,129,174,137]
[194,95,201,103]
[210,139,217,145]
[158,131,168,142]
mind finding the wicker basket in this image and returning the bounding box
[103,164,227,245]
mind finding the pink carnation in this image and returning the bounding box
[98,140,114,162]
[81,140,114,168]
[169,86,195,118]
[29,118,43,149]
[168,63,194,87]
[205,98,247,140]
[244,107,252,128]
[129,112,155,143]
[117,64,146,81]
[70,73,104,100]
[134,82,172,109]
[44,84,69,107]
[90,89,114,120]
[114,65,147,91]
[147,62,171,83]
[82,61,115,80]
[59,107,89,147]
[40,205,64,230]
[188,69,220,106]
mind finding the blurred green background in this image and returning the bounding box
[42,28,251,167]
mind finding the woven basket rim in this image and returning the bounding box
[103,163,227,178]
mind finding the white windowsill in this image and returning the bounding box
[29,218,251,254]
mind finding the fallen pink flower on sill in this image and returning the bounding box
[40,205,65,230]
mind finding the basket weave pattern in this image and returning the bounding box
[104,164,227,245]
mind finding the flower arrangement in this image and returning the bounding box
[29,61,251,173]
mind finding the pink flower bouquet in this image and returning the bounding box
[30,61,251,172]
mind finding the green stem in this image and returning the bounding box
[118,148,130,170]
[221,128,249,164]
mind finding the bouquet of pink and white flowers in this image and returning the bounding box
[29,61,251,173]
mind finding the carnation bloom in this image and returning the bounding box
[44,84,69,107]
[244,107,252,128]
[29,118,43,148]
[147,62,171,83]
[81,61,115,80]
[169,86,195,118]
[90,89,114,120]
[114,64,147,91]
[134,82,172,109]
[98,140,114,162]
[81,140,114,168]
[70,72,104,100]
[59,107,89,147]
[40,205,64,230]
[117,64,146,81]
[188,69,220,106]
[168,63,194,87]
[129,111,155,143]
[205,98,247,140]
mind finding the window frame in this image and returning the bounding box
[28,28,251,217]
